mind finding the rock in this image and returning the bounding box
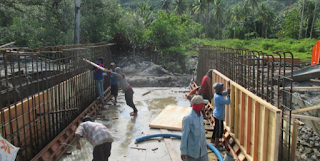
[305,147,313,154]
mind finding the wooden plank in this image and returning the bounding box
[160,129,180,161]
[291,114,320,121]
[261,107,269,161]
[246,96,252,154]
[252,101,260,161]
[292,105,320,114]
[230,84,235,133]
[240,92,245,145]
[290,120,299,161]
[271,111,281,161]
[234,88,240,138]
[0,42,15,48]
[149,106,192,131]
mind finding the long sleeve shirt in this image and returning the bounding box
[180,110,207,159]
[108,71,130,91]
[213,90,230,120]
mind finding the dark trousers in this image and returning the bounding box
[93,142,112,161]
[211,117,224,139]
[125,88,137,112]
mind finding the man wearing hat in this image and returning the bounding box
[90,57,105,104]
[180,95,209,161]
[211,81,230,150]
[109,62,118,105]
[75,116,114,161]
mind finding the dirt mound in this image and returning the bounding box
[112,55,194,87]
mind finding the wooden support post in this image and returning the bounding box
[290,120,299,161]
[261,107,269,161]
[235,88,240,138]
[273,112,281,161]
[230,84,235,133]
[246,96,252,154]
[253,101,260,161]
[240,92,245,145]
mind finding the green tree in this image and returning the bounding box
[310,0,318,38]
[161,0,171,13]
[173,0,186,15]
[212,0,225,39]
[299,0,306,39]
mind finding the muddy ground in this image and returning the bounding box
[59,87,221,161]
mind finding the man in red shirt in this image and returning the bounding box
[198,69,213,103]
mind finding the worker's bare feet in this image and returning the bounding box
[130,112,138,116]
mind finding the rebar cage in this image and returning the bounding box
[0,43,112,161]
[197,46,294,161]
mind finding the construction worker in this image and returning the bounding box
[89,57,105,104]
[109,62,118,105]
[105,67,138,116]
[211,81,230,150]
[75,116,114,161]
[180,95,209,161]
[198,69,213,103]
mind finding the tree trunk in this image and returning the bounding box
[299,0,306,40]
[305,17,309,38]
[310,0,318,38]
[205,3,210,38]
[218,18,220,39]
[265,25,268,38]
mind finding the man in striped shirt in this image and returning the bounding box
[75,116,114,161]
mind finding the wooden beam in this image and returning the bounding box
[261,107,269,161]
[292,105,320,114]
[246,96,252,154]
[252,101,260,161]
[240,92,245,145]
[235,88,240,138]
[292,114,320,121]
[290,120,299,161]
[160,129,180,161]
[0,42,15,48]
[273,111,281,161]
[230,84,235,133]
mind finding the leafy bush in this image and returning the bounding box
[261,43,274,50]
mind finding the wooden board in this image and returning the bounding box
[160,129,180,161]
[149,105,192,131]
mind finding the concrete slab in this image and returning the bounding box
[59,87,219,161]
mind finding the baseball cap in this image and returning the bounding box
[110,62,115,66]
[213,83,224,93]
[191,95,209,105]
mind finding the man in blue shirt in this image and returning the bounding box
[109,62,118,105]
[92,57,105,104]
[211,82,230,150]
[180,95,209,161]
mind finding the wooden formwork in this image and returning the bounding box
[210,69,301,161]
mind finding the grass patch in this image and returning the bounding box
[188,38,318,63]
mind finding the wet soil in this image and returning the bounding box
[59,87,220,161]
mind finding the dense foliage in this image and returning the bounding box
[1,0,320,71]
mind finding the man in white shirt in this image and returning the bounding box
[75,116,114,161]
